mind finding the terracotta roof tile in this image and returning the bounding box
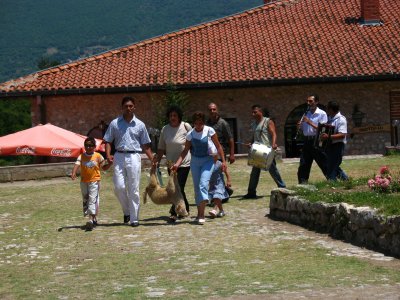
[1,0,399,94]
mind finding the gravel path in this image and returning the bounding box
[2,168,400,299]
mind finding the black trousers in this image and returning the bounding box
[297,138,327,184]
[326,142,348,181]
[169,166,190,216]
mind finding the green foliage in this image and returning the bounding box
[153,81,189,129]
[37,56,61,70]
[294,177,400,216]
[0,98,34,165]
[0,156,34,166]
[0,98,31,136]
[0,0,261,82]
[385,149,400,156]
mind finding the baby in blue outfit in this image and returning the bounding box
[208,159,231,218]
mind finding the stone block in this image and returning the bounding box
[302,200,312,214]
[315,213,330,227]
[0,169,12,182]
[349,206,377,229]
[372,215,387,236]
[269,192,279,210]
[377,233,392,252]
[343,227,355,242]
[286,197,298,212]
[391,234,400,256]
[338,203,354,217]
[387,216,400,234]
[354,229,371,245]
[294,197,306,211]
[324,203,338,215]
[364,229,378,249]
[269,208,278,218]
[275,210,289,220]
[273,187,296,196]
[349,221,359,232]
[289,212,301,225]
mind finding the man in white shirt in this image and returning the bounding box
[297,94,328,184]
[321,101,349,181]
[104,96,154,227]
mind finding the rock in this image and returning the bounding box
[296,184,318,192]
[350,206,377,229]
[267,188,400,258]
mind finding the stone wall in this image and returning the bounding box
[0,162,75,182]
[0,155,173,183]
[269,188,400,258]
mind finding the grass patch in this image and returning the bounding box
[294,176,400,216]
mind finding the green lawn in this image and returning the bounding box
[293,156,400,216]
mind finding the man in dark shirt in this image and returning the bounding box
[206,102,235,201]
[206,102,235,164]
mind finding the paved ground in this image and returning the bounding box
[221,208,400,299]
[2,156,400,299]
[225,284,400,300]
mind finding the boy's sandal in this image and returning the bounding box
[168,215,177,223]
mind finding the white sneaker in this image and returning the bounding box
[217,211,225,218]
[197,218,205,225]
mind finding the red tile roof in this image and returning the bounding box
[1,0,399,95]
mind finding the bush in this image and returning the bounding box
[367,166,400,193]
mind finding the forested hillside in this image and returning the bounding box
[0,0,261,83]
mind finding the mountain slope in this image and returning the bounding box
[0,0,261,82]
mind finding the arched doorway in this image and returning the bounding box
[284,104,308,158]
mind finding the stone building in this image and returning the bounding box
[0,0,399,157]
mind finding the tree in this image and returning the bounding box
[149,81,189,152]
[0,98,34,165]
[154,80,189,130]
[37,56,61,70]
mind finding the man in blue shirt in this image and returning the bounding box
[104,96,154,227]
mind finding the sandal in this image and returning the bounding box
[168,215,177,223]
[209,210,217,218]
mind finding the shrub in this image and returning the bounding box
[367,166,400,193]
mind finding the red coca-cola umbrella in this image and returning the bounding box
[0,123,104,158]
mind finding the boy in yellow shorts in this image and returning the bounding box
[71,137,112,231]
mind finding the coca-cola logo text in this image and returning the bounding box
[51,148,72,157]
[16,147,36,154]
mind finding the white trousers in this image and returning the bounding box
[80,181,100,216]
[113,152,141,223]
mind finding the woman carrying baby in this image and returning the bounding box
[172,111,226,225]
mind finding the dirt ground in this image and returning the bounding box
[2,172,400,299]
[222,208,400,300]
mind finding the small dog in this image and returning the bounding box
[143,166,189,217]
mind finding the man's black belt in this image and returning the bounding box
[116,150,140,154]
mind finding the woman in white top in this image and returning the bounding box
[154,106,192,222]
[172,111,226,225]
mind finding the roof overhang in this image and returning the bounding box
[0,74,398,98]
